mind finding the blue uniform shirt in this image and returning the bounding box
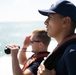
[26,52,49,75]
[56,44,76,75]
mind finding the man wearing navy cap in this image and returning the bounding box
[37,0,76,75]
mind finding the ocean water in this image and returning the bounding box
[0,21,46,56]
[0,21,57,75]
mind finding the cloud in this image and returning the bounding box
[15,0,30,6]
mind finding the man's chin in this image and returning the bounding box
[47,33,50,37]
[32,50,34,52]
[32,50,38,53]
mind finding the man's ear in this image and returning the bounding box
[62,17,71,28]
[63,17,71,24]
[39,42,43,47]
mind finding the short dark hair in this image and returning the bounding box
[32,29,51,46]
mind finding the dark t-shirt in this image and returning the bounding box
[56,44,76,75]
[26,52,49,75]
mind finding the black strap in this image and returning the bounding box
[44,38,76,70]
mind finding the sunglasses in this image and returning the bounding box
[30,40,41,43]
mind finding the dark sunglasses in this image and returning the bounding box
[30,40,41,43]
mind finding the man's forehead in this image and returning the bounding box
[48,13,59,17]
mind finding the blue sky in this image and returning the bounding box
[0,0,76,22]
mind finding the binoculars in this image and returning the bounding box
[4,46,20,54]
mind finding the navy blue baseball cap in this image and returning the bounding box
[38,0,76,21]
